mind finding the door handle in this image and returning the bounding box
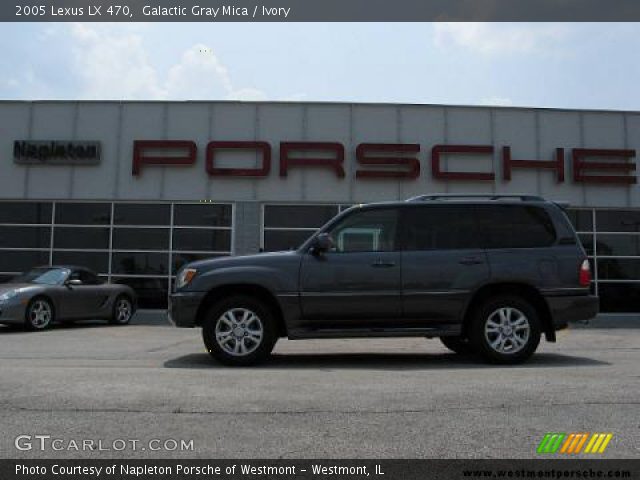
[371,260,396,268]
[459,257,484,266]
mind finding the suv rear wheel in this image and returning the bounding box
[202,295,277,366]
[469,295,541,364]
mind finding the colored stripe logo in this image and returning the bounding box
[537,433,613,454]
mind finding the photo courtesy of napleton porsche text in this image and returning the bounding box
[0,2,639,479]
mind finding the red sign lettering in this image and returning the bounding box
[132,140,196,176]
[502,146,565,182]
[206,141,271,177]
[572,149,637,184]
[431,145,495,181]
[279,142,345,178]
[356,143,420,179]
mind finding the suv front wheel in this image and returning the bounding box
[469,295,541,364]
[202,295,277,366]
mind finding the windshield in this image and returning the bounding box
[12,268,70,285]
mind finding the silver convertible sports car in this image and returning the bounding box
[0,266,136,330]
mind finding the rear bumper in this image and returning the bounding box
[168,292,205,328]
[545,294,599,329]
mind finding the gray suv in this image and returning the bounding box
[170,195,598,366]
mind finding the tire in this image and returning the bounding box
[202,295,277,366]
[24,297,55,331]
[469,295,541,364]
[110,295,134,325]
[440,336,474,355]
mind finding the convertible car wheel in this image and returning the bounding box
[110,296,134,325]
[25,297,54,331]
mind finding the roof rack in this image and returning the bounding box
[406,194,545,202]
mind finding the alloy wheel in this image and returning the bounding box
[484,307,531,354]
[29,300,52,329]
[214,308,264,357]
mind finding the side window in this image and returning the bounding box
[74,270,101,285]
[404,206,481,250]
[478,205,556,248]
[327,208,399,253]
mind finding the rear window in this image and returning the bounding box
[477,205,556,248]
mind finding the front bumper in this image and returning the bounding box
[545,294,599,329]
[0,300,27,324]
[168,291,205,328]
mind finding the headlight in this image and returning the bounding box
[176,268,197,289]
[0,290,18,302]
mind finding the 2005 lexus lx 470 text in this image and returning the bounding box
[169,195,599,366]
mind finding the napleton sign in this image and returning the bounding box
[131,140,637,185]
[14,140,101,165]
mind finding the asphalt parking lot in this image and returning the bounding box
[0,314,638,459]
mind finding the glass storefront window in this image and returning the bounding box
[52,251,109,274]
[174,204,232,227]
[56,203,111,225]
[566,209,593,232]
[112,252,169,275]
[114,204,170,226]
[264,205,339,229]
[263,230,314,251]
[598,282,640,313]
[595,234,640,257]
[54,227,110,250]
[113,228,170,250]
[0,226,51,249]
[596,210,640,233]
[0,202,52,224]
[172,229,231,251]
[0,250,49,273]
[112,277,168,309]
[597,258,640,281]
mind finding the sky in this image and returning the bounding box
[1,22,640,110]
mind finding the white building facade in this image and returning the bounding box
[1,100,639,311]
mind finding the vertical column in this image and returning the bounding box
[233,201,261,255]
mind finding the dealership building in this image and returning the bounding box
[0,100,639,311]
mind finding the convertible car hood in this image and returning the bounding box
[0,283,40,294]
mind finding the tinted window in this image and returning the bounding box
[598,282,640,313]
[477,205,556,249]
[112,277,168,309]
[0,250,50,273]
[114,204,170,226]
[596,210,640,232]
[174,204,232,226]
[69,269,102,285]
[596,235,640,257]
[566,209,593,232]
[597,258,640,280]
[327,208,398,253]
[172,229,232,251]
[112,252,168,275]
[54,227,110,249]
[55,203,111,225]
[264,230,313,252]
[404,206,481,250]
[0,202,52,224]
[265,205,339,228]
[0,226,50,248]
[52,251,109,274]
[578,234,594,256]
[13,268,69,285]
[112,228,169,250]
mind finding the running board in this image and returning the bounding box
[288,325,461,340]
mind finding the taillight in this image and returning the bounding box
[579,259,591,287]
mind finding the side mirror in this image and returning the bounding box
[311,233,333,254]
[66,279,82,287]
